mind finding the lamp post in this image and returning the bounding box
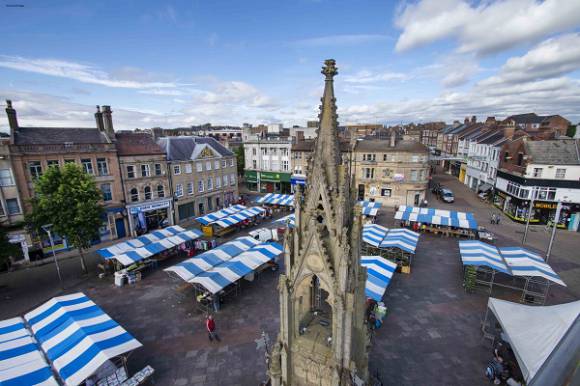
[522,186,537,245]
[41,224,64,289]
[546,200,564,262]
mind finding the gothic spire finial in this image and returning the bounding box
[321,59,338,80]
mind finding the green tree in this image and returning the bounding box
[26,163,104,274]
[235,145,245,176]
[0,226,22,271]
[566,125,577,138]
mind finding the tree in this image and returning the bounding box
[26,163,104,274]
[0,226,22,271]
[566,125,577,138]
[235,145,245,176]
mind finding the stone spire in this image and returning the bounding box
[313,59,341,189]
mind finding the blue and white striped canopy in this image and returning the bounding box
[24,293,142,386]
[362,224,389,247]
[214,206,266,228]
[362,224,420,253]
[272,214,295,229]
[361,256,397,302]
[164,236,260,282]
[257,194,294,206]
[0,317,59,386]
[190,242,283,294]
[459,241,509,273]
[499,247,565,286]
[395,205,478,230]
[195,205,247,225]
[358,200,382,216]
[98,227,202,266]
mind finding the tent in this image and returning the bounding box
[358,200,382,217]
[272,214,295,228]
[195,205,247,225]
[360,256,397,301]
[257,193,294,206]
[486,298,580,383]
[395,205,478,230]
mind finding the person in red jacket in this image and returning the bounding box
[206,315,220,342]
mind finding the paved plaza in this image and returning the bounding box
[1,173,579,385]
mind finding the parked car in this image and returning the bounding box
[440,188,454,203]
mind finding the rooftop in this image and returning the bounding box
[156,136,233,161]
[115,132,165,156]
[13,127,109,146]
[524,139,580,165]
[354,139,429,153]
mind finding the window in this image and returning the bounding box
[47,160,59,168]
[154,163,162,176]
[141,164,150,177]
[410,170,418,181]
[29,161,42,179]
[363,168,374,179]
[130,188,139,202]
[271,148,277,155]
[362,154,376,161]
[381,188,391,197]
[127,165,136,178]
[6,199,20,215]
[382,169,392,178]
[517,153,524,166]
[282,160,289,171]
[411,155,419,162]
[252,148,257,156]
[207,177,213,190]
[101,183,112,201]
[383,154,388,161]
[96,158,109,176]
[214,160,220,170]
[215,175,221,188]
[175,183,183,197]
[205,161,212,171]
[261,148,268,156]
[281,148,289,157]
[223,175,228,186]
[144,186,152,200]
[81,159,93,174]
[196,162,203,172]
[187,182,194,195]
[222,160,227,168]
[252,160,257,169]
[0,169,14,186]
[504,151,510,161]
[230,173,236,185]
[555,168,566,179]
[533,168,543,178]
[64,159,76,164]
[157,184,165,198]
[207,196,213,211]
[198,180,204,193]
[536,187,556,201]
[185,164,192,174]
[173,165,181,175]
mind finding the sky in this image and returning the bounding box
[0,0,580,131]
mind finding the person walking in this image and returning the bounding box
[206,315,220,342]
[496,214,500,225]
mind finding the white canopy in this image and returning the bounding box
[487,297,580,382]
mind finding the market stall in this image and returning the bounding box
[482,298,580,385]
[361,256,397,331]
[361,224,420,273]
[272,213,295,228]
[257,193,294,206]
[195,204,247,226]
[208,206,266,237]
[358,200,382,220]
[458,241,565,304]
[1,292,148,386]
[395,205,478,237]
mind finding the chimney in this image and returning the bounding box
[101,105,116,142]
[503,126,515,139]
[464,117,469,125]
[471,115,476,124]
[5,100,18,145]
[390,129,396,147]
[94,105,104,131]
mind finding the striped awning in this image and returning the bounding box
[358,200,382,216]
[272,214,295,229]
[257,193,294,206]
[190,242,283,294]
[362,224,389,247]
[24,293,142,386]
[0,317,59,386]
[195,205,247,225]
[214,207,266,228]
[395,205,478,230]
[459,241,509,273]
[361,256,397,301]
[164,236,260,282]
[362,224,420,253]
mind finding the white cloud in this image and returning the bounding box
[343,69,409,84]
[293,34,390,47]
[395,0,580,55]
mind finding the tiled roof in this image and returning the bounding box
[525,139,580,165]
[14,127,108,145]
[156,136,233,161]
[116,132,165,156]
[354,139,429,153]
[507,113,546,124]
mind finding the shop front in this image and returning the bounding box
[127,198,173,236]
[244,170,258,191]
[495,191,578,228]
[245,170,292,193]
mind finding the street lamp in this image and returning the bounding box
[41,224,64,288]
[522,186,537,245]
[546,199,566,262]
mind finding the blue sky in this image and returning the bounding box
[1,0,580,130]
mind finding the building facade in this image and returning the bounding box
[116,132,173,237]
[353,134,430,207]
[157,136,238,224]
[465,130,508,192]
[6,102,126,246]
[0,136,24,226]
[242,128,292,193]
[494,138,580,230]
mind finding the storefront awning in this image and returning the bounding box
[257,193,294,206]
[195,205,247,225]
[395,205,478,230]
[213,206,266,229]
[362,224,420,254]
[361,256,397,301]
[358,200,382,216]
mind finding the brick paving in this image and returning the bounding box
[1,174,579,385]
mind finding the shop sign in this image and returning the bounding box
[259,171,291,182]
[129,200,171,214]
[369,186,379,196]
[244,170,258,183]
[534,202,557,209]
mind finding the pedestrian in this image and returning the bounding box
[206,315,220,342]
[496,215,500,225]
